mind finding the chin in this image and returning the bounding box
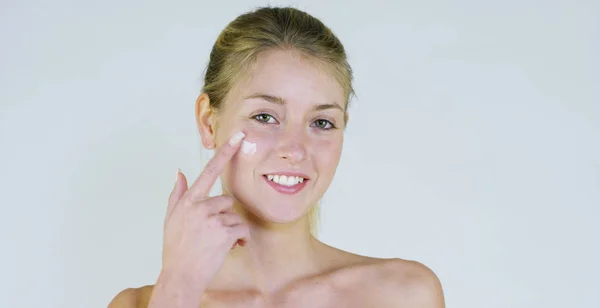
[240,198,311,225]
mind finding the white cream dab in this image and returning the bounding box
[241,140,257,155]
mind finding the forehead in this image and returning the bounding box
[228,49,345,107]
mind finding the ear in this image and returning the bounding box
[195,93,216,149]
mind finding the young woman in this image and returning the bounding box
[109,6,444,308]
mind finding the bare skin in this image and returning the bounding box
[108,50,445,307]
[111,256,443,308]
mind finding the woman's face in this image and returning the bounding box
[198,49,347,225]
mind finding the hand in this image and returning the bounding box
[159,131,250,292]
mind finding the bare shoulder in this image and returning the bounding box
[318,246,444,307]
[108,285,154,308]
[368,258,445,308]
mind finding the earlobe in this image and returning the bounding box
[195,93,216,149]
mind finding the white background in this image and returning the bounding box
[1,0,598,307]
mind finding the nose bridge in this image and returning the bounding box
[276,123,308,163]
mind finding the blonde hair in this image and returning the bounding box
[202,6,354,235]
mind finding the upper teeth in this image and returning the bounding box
[267,175,305,186]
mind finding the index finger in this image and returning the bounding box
[187,131,246,199]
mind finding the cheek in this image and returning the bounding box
[241,140,257,155]
[313,136,343,167]
[225,128,275,188]
[233,127,277,163]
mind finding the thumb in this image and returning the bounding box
[167,168,188,215]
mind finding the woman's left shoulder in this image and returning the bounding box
[367,258,445,307]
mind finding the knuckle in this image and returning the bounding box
[182,190,202,204]
[207,215,221,226]
[206,216,226,231]
[217,195,234,204]
[185,194,205,207]
[195,204,209,216]
[209,196,232,208]
[225,213,240,223]
[177,194,193,207]
[230,224,247,235]
[184,197,210,214]
[203,197,221,207]
[201,162,217,177]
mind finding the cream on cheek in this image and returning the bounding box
[224,129,272,191]
[241,140,257,155]
[236,128,277,160]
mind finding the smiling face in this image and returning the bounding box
[197,49,347,226]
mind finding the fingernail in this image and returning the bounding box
[228,131,246,146]
[174,168,181,184]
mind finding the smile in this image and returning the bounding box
[267,174,304,186]
[263,173,309,195]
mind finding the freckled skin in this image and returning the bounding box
[108,50,444,308]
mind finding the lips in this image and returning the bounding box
[263,173,309,195]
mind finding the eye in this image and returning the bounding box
[311,119,335,130]
[253,113,278,124]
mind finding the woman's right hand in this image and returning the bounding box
[149,131,250,307]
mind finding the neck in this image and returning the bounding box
[210,200,325,294]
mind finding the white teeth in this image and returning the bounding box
[266,174,306,186]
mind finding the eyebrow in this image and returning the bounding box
[243,93,344,112]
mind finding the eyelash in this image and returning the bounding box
[252,113,337,130]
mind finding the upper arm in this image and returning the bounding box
[382,259,445,308]
[108,288,139,308]
[406,262,445,308]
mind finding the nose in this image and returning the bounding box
[276,130,307,164]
